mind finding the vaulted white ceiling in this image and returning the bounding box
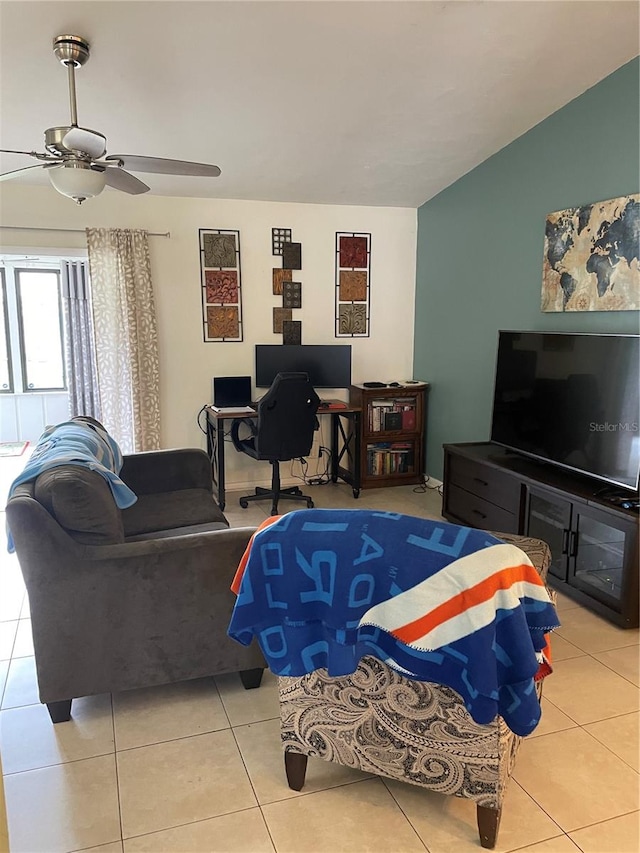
[0,0,638,208]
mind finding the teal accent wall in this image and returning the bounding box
[414,58,640,480]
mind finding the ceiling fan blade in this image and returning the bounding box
[0,164,45,182]
[62,127,107,159]
[1,148,40,157]
[0,148,61,162]
[105,154,221,177]
[103,167,150,195]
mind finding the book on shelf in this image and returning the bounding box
[401,408,416,430]
[368,397,417,432]
[366,442,415,476]
[384,411,402,431]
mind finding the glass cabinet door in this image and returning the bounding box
[570,508,632,608]
[526,488,572,581]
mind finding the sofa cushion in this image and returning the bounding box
[125,519,229,541]
[121,488,228,537]
[34,466,125,545]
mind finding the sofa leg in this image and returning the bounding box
[477,804,501,849]
[47,699,72,723]
[239,668,264,689]
[284,751,308,791]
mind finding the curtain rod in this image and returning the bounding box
[0,225,171,237]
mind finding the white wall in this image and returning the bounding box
[1,185,417,488]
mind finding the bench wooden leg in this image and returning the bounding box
[284,751,308,791]
[47,699,72,723]
[477,804,501,849]
[239,668,264,689]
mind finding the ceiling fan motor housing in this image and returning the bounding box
[53,35,90,67]
[45,126,84,156]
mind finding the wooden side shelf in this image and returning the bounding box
[349,383,429,490]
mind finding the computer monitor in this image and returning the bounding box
[255,344,352,388]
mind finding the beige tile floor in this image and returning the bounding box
[1,460,639,852]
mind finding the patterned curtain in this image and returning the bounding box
[86,228,160,453]
[61,260,102,421]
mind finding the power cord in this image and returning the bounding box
[196,404,209,435]
[413,474,443,496]
[289,446,332,487]
[307,446,332,485]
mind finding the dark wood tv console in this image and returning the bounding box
[442,442,639,628]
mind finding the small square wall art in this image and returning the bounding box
[272,228,292,256]
[283,280,302,309]
[335,232,371,337]
[273,307,292,334]
[273,267,292,296]
[282,241,302,271]
[283,320,302,345]
[200,229,243,341]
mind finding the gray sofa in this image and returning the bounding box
[6,447,265,723]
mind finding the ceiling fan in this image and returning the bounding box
[0,34,221,204]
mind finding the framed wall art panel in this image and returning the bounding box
[335,232,371,337]
[200,229,243,341]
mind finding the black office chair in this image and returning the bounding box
[231,372,321,515]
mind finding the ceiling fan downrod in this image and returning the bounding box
[53,35,90,127]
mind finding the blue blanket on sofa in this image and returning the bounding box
[228,509,560,735]
[6,418,137,552]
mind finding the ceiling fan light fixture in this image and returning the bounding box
[47,161,106,204]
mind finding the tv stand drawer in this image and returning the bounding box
[446,484,518,533]
[448,453,520,509]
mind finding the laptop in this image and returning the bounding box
[211,376,256,413]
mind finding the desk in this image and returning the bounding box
[205,403,362,511]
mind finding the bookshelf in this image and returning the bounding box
[349,382,429,489]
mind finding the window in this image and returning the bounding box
[0,259,68,393]
[0,270,13,392]
[16,269,66,390]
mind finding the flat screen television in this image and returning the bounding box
[490,331,640,491]
[255,344,352,389]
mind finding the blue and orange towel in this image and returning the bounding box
[228,510,560,735]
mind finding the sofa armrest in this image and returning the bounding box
[120,448,213,495]
[13,519,264,703]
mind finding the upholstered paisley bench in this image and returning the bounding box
[278,532,552,850]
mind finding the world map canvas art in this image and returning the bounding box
[541,194,639,312]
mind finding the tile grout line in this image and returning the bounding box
[111,692,126,848]
[378,777,432,851]
[116,804,272,848]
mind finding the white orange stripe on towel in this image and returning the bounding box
[360,544,552,650]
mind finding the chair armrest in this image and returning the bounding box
[489,531,551,581]
[120,448,213,495]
